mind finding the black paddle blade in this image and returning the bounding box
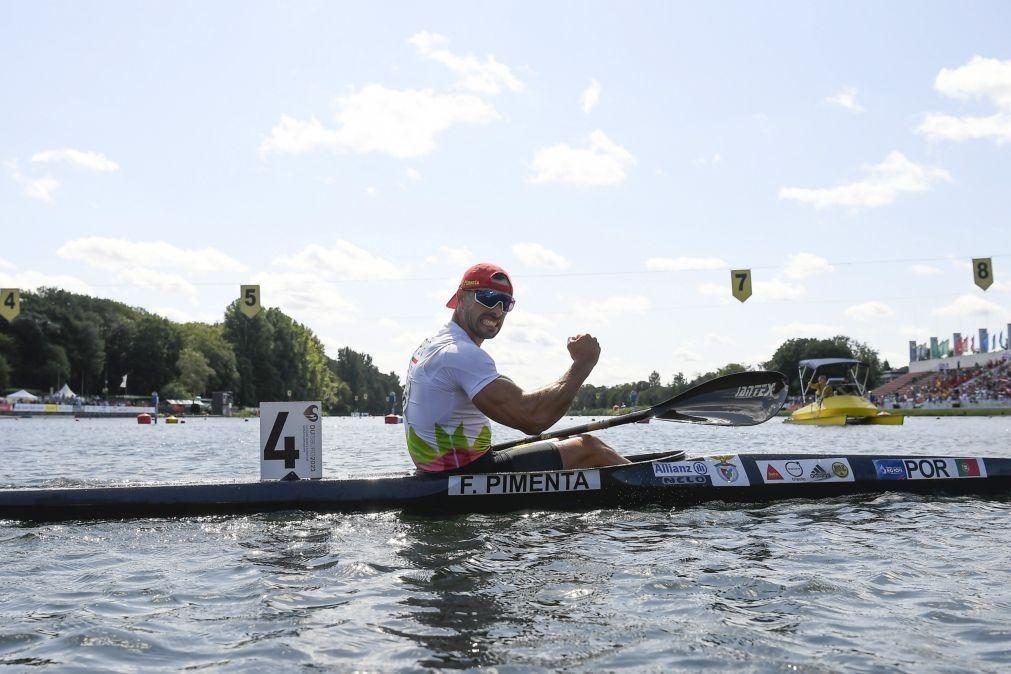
[653,371,788,426]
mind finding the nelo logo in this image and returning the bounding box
[304,404,320,423]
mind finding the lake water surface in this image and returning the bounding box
[1,416,1010,671]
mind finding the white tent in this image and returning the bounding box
[56,384,77,399]
[6,389,38,402]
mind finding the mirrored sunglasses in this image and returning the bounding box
[472,289,516,312]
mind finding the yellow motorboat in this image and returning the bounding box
[786,358,903,426]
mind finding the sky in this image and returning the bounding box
[2,1,1010,390]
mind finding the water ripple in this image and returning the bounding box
[2,417,1011,671]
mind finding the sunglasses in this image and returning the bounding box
[471,289,516,312]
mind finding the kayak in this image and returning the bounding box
[1,450,1008,522]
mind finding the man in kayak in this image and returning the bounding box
[404,262,629,474]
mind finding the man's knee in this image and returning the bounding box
[577,434,620,460]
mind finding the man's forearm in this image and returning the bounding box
[522,362,594,432]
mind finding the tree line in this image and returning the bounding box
[0,288,400,415]
[0,289,887,416]
[571,335,886,413]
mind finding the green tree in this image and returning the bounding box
[764,336,882,394]
[125,315,182,395]
[178,322,240,394]
[175,347,215,397]
[0,352,10,391]
[222,301,278,406]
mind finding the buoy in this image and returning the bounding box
[165,416,179,424]
[137,413,152,425]
[384,414,403,424]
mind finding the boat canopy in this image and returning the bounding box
[798,358,866,370]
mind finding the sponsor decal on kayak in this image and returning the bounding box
[653,461,709,476]
[873,458,987,481]
[653,456,749,487]
[734,383,776,398]
[757,458,855,484]
[661,475,707,486]
[448,470,601,496]
[873,459,906,480]
[653,461,710,488]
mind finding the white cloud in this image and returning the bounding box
[783,252,834,279]
[672,347,702,363]
[151,306,222,324]
[512,242,570,270]
[406,168,421,181]
[934,55,1011,108]
[771,322,838,338]
[409,31,523,95]
[258,116,339,156]
[0,270,94,295]
[694,153,722,166]
[844,301,894,321]
[571,294,651,325]
[899,325,929,338]
[260,85,499,159]
[778,151,951,209]
[931,293,1007,318]
[990,280,1011,293]
[826,85,864,113]
[115,267,200,300]
[698,277,802,302]
[5,160,59,201]
[918,112,1011,143]
[497,327,556,347]
[272,240,407,280]
[755,279,805,301]
[911,263,941,275]
[580,79,601,113]
[253,271,357,322]
[425,245,472,267]
[645,256,726,272]
[704,332,734,347]
[696,282,728,297]
[366,186,378,197]
[0,256,13,270]
[31,148,120,172]
[58,237,246,274]
[917,56,1011,143]
[529,130,635,187]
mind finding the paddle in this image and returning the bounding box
[489,370,789,451]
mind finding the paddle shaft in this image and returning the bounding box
[490,408,652,451]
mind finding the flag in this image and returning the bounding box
[120,374,128,389]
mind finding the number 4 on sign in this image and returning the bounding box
[0,288,19,321]
[239,285,261,317]
[973,258,993,291]
[731,270,752,303]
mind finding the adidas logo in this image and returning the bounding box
[809,464,831,481]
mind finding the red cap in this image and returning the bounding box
[446,262,514,308]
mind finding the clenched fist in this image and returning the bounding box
[567,334,601,369]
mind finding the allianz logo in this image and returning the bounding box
[654,461,708,476]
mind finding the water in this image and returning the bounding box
[2,416,1010,671]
